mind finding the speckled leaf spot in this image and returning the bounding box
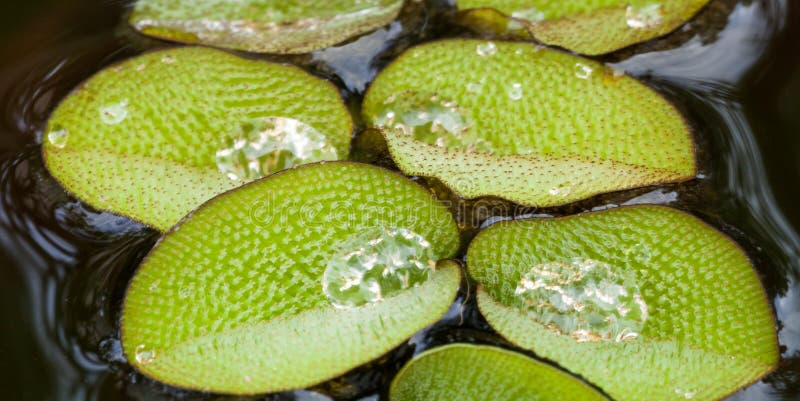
[467,206,779,401]
[362,40,696,207]
[456,0,712,55]
[130,0,404,54]
[121,162,462,395]
[390,344,609,401]
[42,47,352,231]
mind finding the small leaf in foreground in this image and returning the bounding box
[467,205,779,401]
[390,344,609,401]
[456,0,712,55]
[363,40,696,207]
[130,0,404,54]
[122,162,461,394]
[43,46,352,231]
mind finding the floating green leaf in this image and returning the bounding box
[121,162,462,394]
[363,40,696,207]
[467,206,778,401]
[43,47,352,231]
[390,344,609,401]
[130,0,404,54]
[457,0,711,55]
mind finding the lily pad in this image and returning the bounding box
[130,0,404,54]
[390,344,609,401]
[362,40,696,207]
[457,0,712,55]
[42,46,352,231]
[121,162,462,394]
[467,206,779,401]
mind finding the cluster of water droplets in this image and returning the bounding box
[375,93,492,153]
[322,227,437,308]
[514,257,648,343]
[215,116,338,181]
[625,3,665,30]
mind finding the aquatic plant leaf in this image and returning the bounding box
[130,0,404,54]
[362,40,695,207]
[42,47,352,231]
[454,8,535,40]
[121,162,462,394]
[457,0,711,55]
[390,344,609,401]
[467,206,778,401]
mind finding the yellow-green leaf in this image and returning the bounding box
[122,162,462,394]
[467,205,779,401]
[457,0,712,55]
[362,40,696,207]
[43,47,352,231]
[390,344,609,401]
[130,0,404,54]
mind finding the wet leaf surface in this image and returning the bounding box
[43,46,352,231]
[390,344,609,401]
[130,0,404,54]
[363,40,696,207]
[467,205,779,401]
[121,162,461,394]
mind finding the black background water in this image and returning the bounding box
[1,0,799,400]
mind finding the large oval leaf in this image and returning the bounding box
[467,206,778,401]
[121,162,462,394]
[390,344,609,401]
[457,0,712,55]
[43,47,352,231]
[130,0,404,54]
[362,40,696,207]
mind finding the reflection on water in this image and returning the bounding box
[0,0,799,400]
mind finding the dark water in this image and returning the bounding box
[1,0,799,400]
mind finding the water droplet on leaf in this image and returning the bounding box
[100,100,129,125]
[507,83,523,101]
[323,227,437,308]
[47,128,69,149]
[476,42,498,57]
[575,63,594,80]
[215,117,338,181]
[626,4,664,29]
[514,257,648,343]
[135,344,157,365]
